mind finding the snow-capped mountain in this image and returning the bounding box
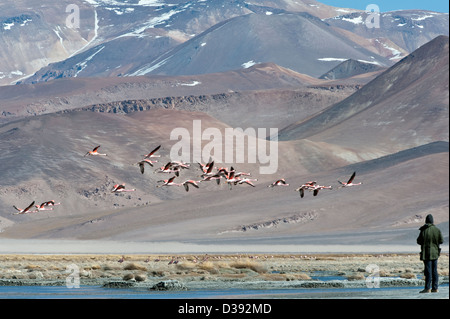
[1,0,447,85]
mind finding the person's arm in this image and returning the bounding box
[417,231,423,245]
[438,229,444,245]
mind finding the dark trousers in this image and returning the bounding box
[423,259,439,290]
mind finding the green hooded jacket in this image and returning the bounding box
[417,223,444,261]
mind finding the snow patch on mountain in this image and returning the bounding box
[317,58,348,62]
[74,46,105,77]
[242,60,257,68]
[342,16,364,24]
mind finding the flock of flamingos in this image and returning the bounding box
[12,144,362,215]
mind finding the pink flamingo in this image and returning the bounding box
[35,202,54,212]
[13,201,36,215]
[143,145,161,159]
[170,161,190,169]
[236,178,258,187]
[216,167,229,177]
[295,181,316,198]
[137,159,158,174]
[41,200,61,206]
[232,168,251,178]
[155,162,180,177]
[225,169,241,190]
[200,174,222,185]
[111,183,136,193]
[310,184,333,196]
[182,180,200,192]
[268,179,289,188]
[84,145,107,157]
[157,176,182,188]
[338,172,362,188]
[200,161,215,177]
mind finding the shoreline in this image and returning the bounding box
[1,239,448,254]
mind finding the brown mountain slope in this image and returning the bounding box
[278,36,449,157]
[0,63,332,123]
[1,139,447,246]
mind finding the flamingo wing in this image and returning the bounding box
[188,181,199,188]
[168,176,176,183]
[206,161,215,174]
[24,201,36,212]
[148,145,161,157]
[163,162,172,170]
[145,159,154,167]
[139,162,145,174]
[347,172,356,184]
[93,145,101,152]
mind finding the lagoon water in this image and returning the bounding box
[0,284,448,299]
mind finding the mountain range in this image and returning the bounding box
[1,0,447,85]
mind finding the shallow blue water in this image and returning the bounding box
[0,285,439,299]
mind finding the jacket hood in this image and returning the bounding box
[425,214,434,224]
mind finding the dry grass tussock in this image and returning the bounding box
[229,259,267,273]
[123,263,147,271]
[0,253,448,283]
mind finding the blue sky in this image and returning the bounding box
[318,1,449,13]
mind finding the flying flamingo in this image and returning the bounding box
[13,201,36,215]
[170,161,190,169]
[225,169,241,190]
[198,160,214,174]
[137,159,157,174]
[236,178,258,187]
[295,181,316,198]
[310,184,333,196]
[34,202,55,212]
[111,183,136,193]
[268,179,289,188]
[182,180,201,192]
[338,172,362,188]
[156,176,182,188]
[84,145,107,157]
[155,162,180,177]
[200,161,215,177]
[200,174,222,185]
[229,167,251,178]
[41,200,61,207]
[143,145,161,159]
[216,167,229,177]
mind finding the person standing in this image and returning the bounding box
[416,214,444,293]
